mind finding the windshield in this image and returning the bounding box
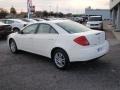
[56,21,90,34]
[88,17,102,21]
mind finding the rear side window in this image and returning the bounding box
[37,24,58,34]
[56,21,90,34]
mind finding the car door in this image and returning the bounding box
[17,23,39,52]
[33,23,59,57]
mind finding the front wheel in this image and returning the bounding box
[9,39,18,53]
[52,49,70,69]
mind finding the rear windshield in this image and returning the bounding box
[88,17,102,21]
[56,21,90,34]
[33,19,39,21]
[21,19,30,22]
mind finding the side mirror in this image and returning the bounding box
[18,30,23,34]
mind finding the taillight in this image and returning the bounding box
[74,36,89,46]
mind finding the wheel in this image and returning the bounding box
[13,28,20,32]
[9,39,18,53]
[52,49,70,69]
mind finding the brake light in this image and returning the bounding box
[74,36,89,46]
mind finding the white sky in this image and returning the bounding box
[0,0,110,14]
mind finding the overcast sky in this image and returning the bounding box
[0,0,110,14]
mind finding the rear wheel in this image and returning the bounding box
[52,49,70,69]
[9,39,18,53]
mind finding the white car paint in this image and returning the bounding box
[8,20,109,62]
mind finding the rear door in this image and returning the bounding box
[33,23,59,57]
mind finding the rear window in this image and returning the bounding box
[56,21,90,34]
[88,17,102,21]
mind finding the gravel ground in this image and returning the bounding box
[0,30,120,90]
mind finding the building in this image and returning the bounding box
[85,7,111,20]
[110,0,120,31]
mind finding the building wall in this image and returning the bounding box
[110,0,120,31]
[85,9,111,20]
[110,0,120,9]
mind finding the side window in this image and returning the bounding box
[37,24,58,34]
[22,24,38,34]
[50,27,58,34]
[37,24,50,34]
[6,20,14,24]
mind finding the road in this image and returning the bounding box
[0,31,120,90]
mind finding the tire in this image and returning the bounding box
[13,28,20,32]
[9,39,18,53]
[52,49,70,69]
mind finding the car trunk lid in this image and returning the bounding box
[86,31,105,46]
[73,30,105,46]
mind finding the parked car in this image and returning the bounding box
[73,17,84,24]
[0,19,28,32]
[21,18,37,23]
[86,16,103,30]
[8,20,109,69]
[0,22,12,38]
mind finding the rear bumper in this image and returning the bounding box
[68,40,109,62]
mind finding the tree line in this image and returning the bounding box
[0,7,72,19]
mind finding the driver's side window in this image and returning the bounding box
[22,24,38,34]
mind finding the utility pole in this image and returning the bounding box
[49,5,52,12]
[56,4,59,13]
[27,0,32,19]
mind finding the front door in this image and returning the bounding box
[17,23,39,52]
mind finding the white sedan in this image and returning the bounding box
[1,19,28,32]
[8,20,109,69]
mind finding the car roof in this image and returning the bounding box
[40,20,71,23]
[6,19,27,23]
[9,19,24,21]
[25,20,71,26]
